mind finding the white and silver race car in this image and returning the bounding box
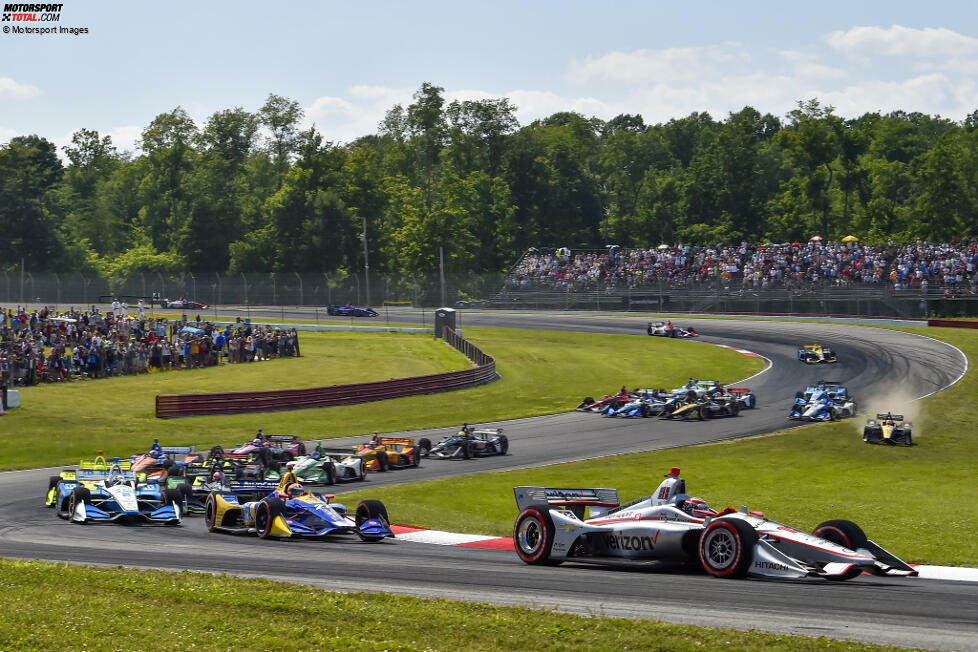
[513,468,916,580]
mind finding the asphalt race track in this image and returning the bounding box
[1,313,974,650]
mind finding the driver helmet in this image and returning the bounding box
[681,497,713,517]
[286,482,304,498]
[252,438,262,446]
[885,418,895,426]
[211,471,225,482]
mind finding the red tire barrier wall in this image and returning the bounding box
[156,327,497,418]
[928,319,978,329]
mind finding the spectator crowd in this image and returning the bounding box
[0,306,301,388]
[506,239,978,294]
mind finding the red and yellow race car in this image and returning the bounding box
[352,436,424,471]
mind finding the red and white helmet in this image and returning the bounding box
[681,497,715,518]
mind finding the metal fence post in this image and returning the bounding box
[190,273,196,302]
[294,272,303,305]
[54,273,60,307]
[215,272,221,306]
[323,272,331,307]
[241,272,248,307]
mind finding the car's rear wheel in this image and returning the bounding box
[321,461,336,485]
[699,518,757,578]
[417,438,431,458]
[514,505,562,565]
[376,451,389,471]
[497,435,509,455]
[256,498,285,539]
[813,520,867,580]
[729,402,740,417]
[461,442,472,459]
[699,405,710,420]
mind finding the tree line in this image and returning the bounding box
[2,84,976,280]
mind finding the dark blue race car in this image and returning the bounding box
[327,304,379,317]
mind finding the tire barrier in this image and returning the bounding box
[156,327,497,418]
[927,319,978,329]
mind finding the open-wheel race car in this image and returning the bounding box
[788,381,856,421]
[647,321,698,338]
[338,436,425,472]
[798,343,838,364]
[162,298,209,310]
[424,425,507,459]
[662,396,741,420]
[265,442,368,484]
[863,413,913,446]
[53,464,183,525]
[203,471,392,541]
[326,304,379,317]
[512,467,917,580]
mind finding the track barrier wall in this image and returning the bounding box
[155,327,497,418]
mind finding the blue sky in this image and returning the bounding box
[2,0,977,153]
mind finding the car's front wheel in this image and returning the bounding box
[813,520,867,580]
[699,518,757,578]
[255,498,286,539]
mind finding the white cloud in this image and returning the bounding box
[826,25,978,57]
[569,43,750,85]
[0,77,40,99]
[108,125,142,154]
[0,126,18,144]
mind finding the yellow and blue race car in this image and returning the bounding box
[203,471,393,541]
[798,344,838,364]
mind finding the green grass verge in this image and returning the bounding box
[0,559,901,651]
[2,328,760,471]
[2,332,467,470]
[343,326,976,568]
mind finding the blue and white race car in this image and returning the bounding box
[54,464,183,525]
[788,381,856,421]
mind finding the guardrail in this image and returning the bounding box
[927,319,978,329]
[156,327,498,418]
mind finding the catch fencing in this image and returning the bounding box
[155,327,497,418]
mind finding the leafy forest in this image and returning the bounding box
[2,83,976,278]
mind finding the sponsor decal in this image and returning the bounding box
[558,523,580,532]
[753,560,791,571]
[602,530,659,552]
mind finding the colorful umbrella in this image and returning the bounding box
[841,235,859,243]
[809,235,823,241]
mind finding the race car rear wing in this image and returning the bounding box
[266,435,300,443]
[76,469,138,482]
[514,486,620,513]
[875,413,905,421]
[226,480,279,493]
[726,388,752,394]
[377,437,415,446]
[160,446,195,455]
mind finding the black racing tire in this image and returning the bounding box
[699,405,710,420]
[461,442,472,460]
[813,520,868,580]
[376,451,389,471]
[497,434,509,455]
[297,443,307,457]
[640,403,650,418]
[204,493,218,531]
[256,497,286,539]
[905,432,913,447]
[609,399,624,411]
[513,504,562,565]
[729,402,740,417]
[48,475,61,491]
[353,500,390,542]
[699,517,758,578]
[417,437,431,458]
[322,461,336,485]
[164,488,184,517]
[278,451,294,464]
[68,487,91,523]
[580,397,595,408]
[357,459,367,480]
[162,457,174,470]
[209,445,225,461]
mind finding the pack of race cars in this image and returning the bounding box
[40,331,917,584]
[577,380,757,420]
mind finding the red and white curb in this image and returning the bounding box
[710,343,760,357]
[390,525,978,581]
